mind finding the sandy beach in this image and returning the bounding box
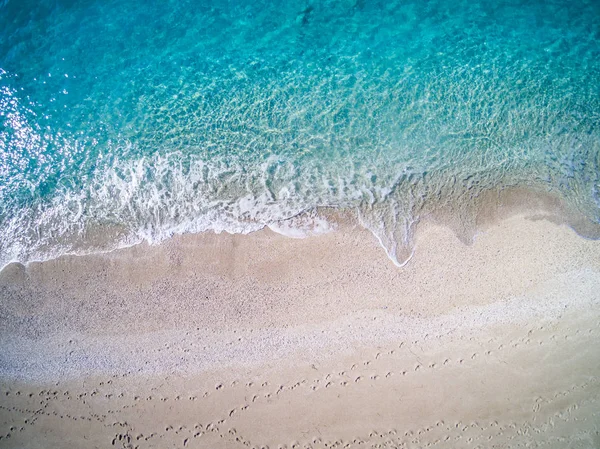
[1,203,600,448]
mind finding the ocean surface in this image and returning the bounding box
[1,0,599,268]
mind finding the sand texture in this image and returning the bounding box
[1,212,600,448]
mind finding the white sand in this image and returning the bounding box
[1,211,600,448]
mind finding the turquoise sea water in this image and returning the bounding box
[1,0,599,267]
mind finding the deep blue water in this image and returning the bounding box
[1,0,599,266]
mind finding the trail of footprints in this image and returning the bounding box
[1,319,599,448]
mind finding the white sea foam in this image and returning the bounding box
[2,142,599,273]
[0,150,375,270]
[268,213,336,239]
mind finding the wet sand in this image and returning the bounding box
[1,207,600,448]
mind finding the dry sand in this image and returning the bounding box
[1,207,600,448]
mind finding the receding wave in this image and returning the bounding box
[1,140,599,271]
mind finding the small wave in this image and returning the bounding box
[2,144,600,272]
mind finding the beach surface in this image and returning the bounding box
[1,209,600,448]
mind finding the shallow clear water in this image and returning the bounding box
[1,0,599,267]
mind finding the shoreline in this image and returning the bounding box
[2,185,599,274]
